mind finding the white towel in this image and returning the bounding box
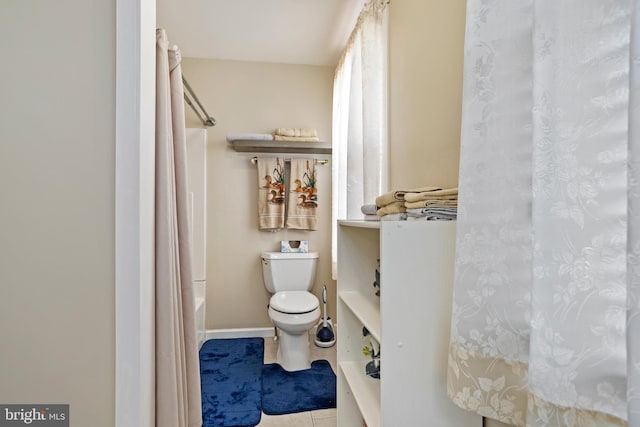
[406,207,457,221]
[226,133,274,143]
[273,135,320,142]
[361,204,379,215]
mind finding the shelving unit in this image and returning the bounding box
[336,220,482,427]
[229,139,332,155]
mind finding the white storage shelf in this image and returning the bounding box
[339,291,381,343]
[336,220,482,427]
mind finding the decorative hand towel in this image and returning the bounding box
[286,159,318,230]
[257,157,286,230]
[275,128,318,138]
[374,186,442,207]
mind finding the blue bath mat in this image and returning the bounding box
[261,360,337,415]
[200,338,264,427]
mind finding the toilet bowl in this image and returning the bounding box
[261,251,320,371]
[269,291,320,371]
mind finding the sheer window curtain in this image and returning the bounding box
[155,29,202,427]
[448,1,640,426]
[331,0,389,278]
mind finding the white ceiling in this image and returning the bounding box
[156,0,365,67]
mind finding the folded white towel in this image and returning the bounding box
[361,204,379,215]
[406,215,455,221]
[406,207,457,221]
[274,135,320,142]
[226,133,274,143]
[406,207,457,216]
[363,214,380,221]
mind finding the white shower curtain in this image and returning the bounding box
[155,29,202,427]
[448,1,640,426]
[331,0,389,277]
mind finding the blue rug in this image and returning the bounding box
[261,360,337,415]
[200,338,264,427]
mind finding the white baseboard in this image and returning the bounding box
[205,327,275,340]
[204,323,338,342]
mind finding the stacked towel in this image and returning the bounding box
[377,201,406,217]
[274,128,320,142]
[372,186,458,221]
[406,207,457,221]
[374,186,441,208]
[405,188,458,220]
[374,186,442,220]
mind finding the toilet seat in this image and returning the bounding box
[270,291,319,314]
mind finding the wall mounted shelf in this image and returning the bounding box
[230,139,332,155]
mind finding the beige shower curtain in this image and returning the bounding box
[155,28,202,427]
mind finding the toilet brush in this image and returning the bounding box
[314,284,336,348]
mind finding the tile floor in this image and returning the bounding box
[256,331,337,427]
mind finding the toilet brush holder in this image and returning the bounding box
[315,285,336,348]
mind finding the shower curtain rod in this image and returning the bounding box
[182,76,216,127]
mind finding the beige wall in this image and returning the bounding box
[388,0,467,189]
[0,1,115,426]
[389,3,515,426]
[181,58,336,329]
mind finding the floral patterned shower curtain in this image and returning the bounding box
[448,1,640,426]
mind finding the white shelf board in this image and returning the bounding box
[340,361,381,427]
[338,219,381,229]
[339,291,381,343]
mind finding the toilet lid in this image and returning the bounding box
[270,291,319,314]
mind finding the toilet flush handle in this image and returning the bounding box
[262,257,268,266]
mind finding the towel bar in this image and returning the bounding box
[251,157,329,165]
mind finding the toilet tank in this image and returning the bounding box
[261,252,319,293]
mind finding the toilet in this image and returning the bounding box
[261,251,321,371]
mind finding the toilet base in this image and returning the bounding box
[276,329,311,372]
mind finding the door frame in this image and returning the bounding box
[115,0,156,426]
